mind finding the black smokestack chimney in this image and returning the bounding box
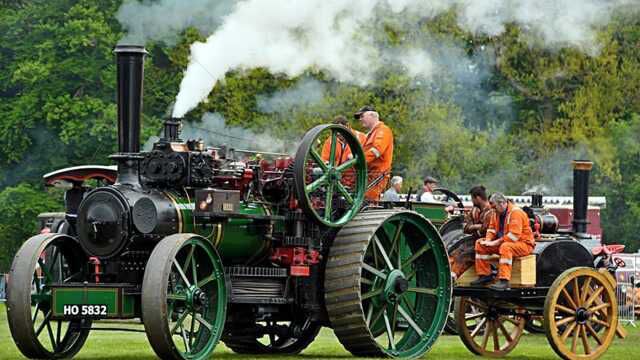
[111,45,148,185]
[571,160,593,237]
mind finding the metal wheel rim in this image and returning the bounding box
[544,267,618,360]
[294,124,366,227]
[326,210,452,358]
[6,234,90,359]
[143,234,227,360]
[455,297,525,357]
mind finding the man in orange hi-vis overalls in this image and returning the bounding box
[354,106,394,202]
[471,192,535,290]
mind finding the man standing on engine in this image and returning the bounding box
[471,192,535,290]
[354,106,394,202]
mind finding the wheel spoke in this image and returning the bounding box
[180,325,191,353]
[306,174,327,193]
[182,244,194,280]
[572,278,581,306]
[561,288,579,309]
[56,320,62,351]
[328,130,338,167]
[46,320,56,350]
[190,247,198,286]
[585,323,603,345]
[335,157,357,173]
[407,287,437,296]
[561,322,577,342]
[362,287,383,300]
[369,306,385,327]
[556,304,576,315]
[571,324,580,353]
[397,304,424,337]
[401,244,431,270]
[580,324,591,355]
[167,293,187,301]
[171,311,189,335]
[365,303,374,325]
[335,182,354,204]
[580,277,592,305]
[556,316,576,327]
[383,310,395,350]
[466,312,486,321]
[374,236,394,271]
[590,317,610,328]
[38,258,53,283]
[583,286,604,309]
[361,277,373,286]
[471,318,487,338]
[466,299,489,310]
[189,312,196,347]
[32,303,40,323]
[588,301,610,314]
[309,148,328,172]
[35,310,51,337]
[492,321,500,351]
[401,296,416,317]
[497,318,513,342]
[197,273,217,288]
[481,320,492,349]
[362,263,387,280]
[387,221,404,265]
[173,259,191,287]
[324,181,334,221]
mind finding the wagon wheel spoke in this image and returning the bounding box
[335,157,357,173]
[590,317,610,328]
[324,181,334,221]
[580,277,592,305]
[466,312,486,321]
[470,318,487,338]
[481,320,492,350]
[466,299,489,310]
[383,310,395,350]
[561,322,577,342]
[497,317,513,343]
[46,320,56,351]
[571,324,580,353]
[189,313,197,347]
[556,304,576,315]
[35,310,52,337]
[492,320,500,351]
[583,286,603,308]
[306,174,327,193]
[55,320,62,351]
[180,325,191,353]
[386,220,404,261]
[588,302,610,314]
[579,323,591,355]
[362,287,383,300]
[400,296,416,318]
[572,278,581,307]
[362,263,387,280]
[556,316,576,327]
[397,304,424,337]
[407,287,437,296]
[171,311,189,335]
[197,273,217,288]
[584,323,603,345]
[561,288,578,309]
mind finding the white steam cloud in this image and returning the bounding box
[257,78,326,114]
[164,0,636,117]
[116,0,236,45]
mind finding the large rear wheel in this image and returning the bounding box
[6,233,90,359]
[325,209,451,358]
[142,234,227,360]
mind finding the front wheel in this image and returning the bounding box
[6,233,90,359]
[142,234,227,360]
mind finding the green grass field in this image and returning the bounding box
[1,303,637,359]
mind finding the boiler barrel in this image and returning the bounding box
[533,239,593,286]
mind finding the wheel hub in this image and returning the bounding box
[327,167,341,182]
[575,307,590,324]
[185,286,207,310]
[384,269,408,302]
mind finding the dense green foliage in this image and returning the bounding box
[0,1,639,271]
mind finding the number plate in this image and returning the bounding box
[62,304,108,318]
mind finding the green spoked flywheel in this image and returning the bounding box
[142,234,227,360]
[294,124,367,227]
[325,209,452,358]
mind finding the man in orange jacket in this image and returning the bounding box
[321,115,367,187]
[471,192,535,290]
[354,106,394,202]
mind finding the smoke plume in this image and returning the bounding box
[116,0,236,45]
[164,0,637,117]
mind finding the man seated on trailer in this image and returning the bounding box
[471,192,535,290]
[354,105,394,202]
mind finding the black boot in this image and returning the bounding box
[470,275,494,286]
[489,279,510,291]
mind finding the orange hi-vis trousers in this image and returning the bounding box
[475,240,534,280]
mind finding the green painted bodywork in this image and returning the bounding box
[51,287,135,318]
[167,191,272,264]
[408,202,448,226]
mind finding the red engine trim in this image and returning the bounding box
[43,165,117,186]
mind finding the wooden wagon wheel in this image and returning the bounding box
[455,297,526,357]
[544,267,618,360]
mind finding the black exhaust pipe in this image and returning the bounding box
[571,160,593,237]
[111,45,148,185]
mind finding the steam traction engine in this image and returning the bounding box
[6,45,452,359]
